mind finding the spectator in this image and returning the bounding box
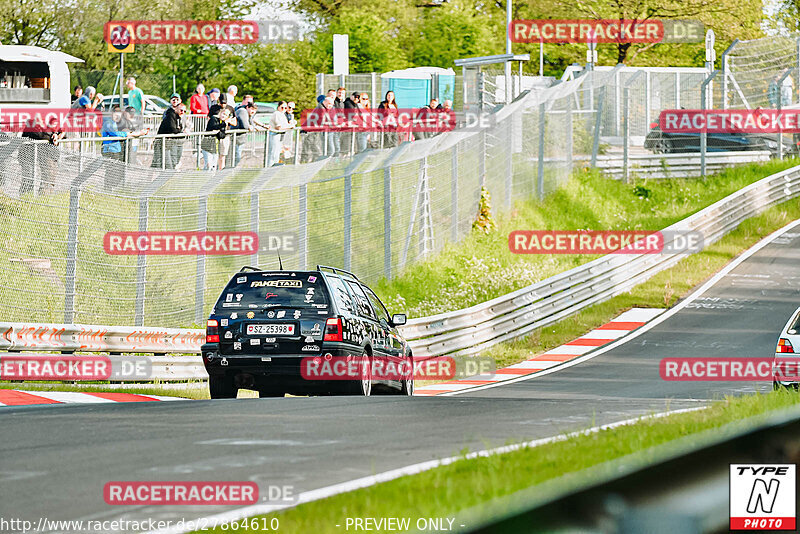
[126,77,144,115]
[234,102,257,167]
[341,92,360,155]
[268,101,294,166]
[237,94,254,111]
[781,69,794,108]
[102,106,145,188]
[76,86,102,110]
[190,84,209,115]
[441,99,453,111]
[71,86,82,104]
[335,87,347,108]
[201,106,228,171]
[117,106,147,165]
[18,119,63,195]
[207,88,221,111]
[152,92,183,169]
[416,98,439,140]
[357,92,371,153]
[216,93,237,169]
[226,85,238,108]
[378,90,399,148]
[283,102,297,160]
[174,103,192,168]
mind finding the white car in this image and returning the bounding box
[99,94,170,116]
[773,306,800,388]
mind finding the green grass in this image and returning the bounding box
[206,390,800,533]
[373,158,799,317]
[0,381,211,399]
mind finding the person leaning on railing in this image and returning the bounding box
[18,120,64,196]
[152,93,184,169]
[102,106,148,188]
[201,105,229,171]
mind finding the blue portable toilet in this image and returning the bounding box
[380,67,456,108]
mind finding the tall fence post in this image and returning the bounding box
[195,196,207,324]
[451,144,459,241]
[504,116,513,210]
[537,102,545,198]
[777,68,796,161]
[371,72,378,108]
[700,70,719,178]
[161,136,166,170]
[622,71,644,184]
[383,166,392,279]
[343,174,352,271]
[565,97,573,177]
[134,199,148,326]
[479,129,486,189]
[316,74,324,98]
[32,142,38,189]
[590,86,605,168]
[263,131,270,168]
[64,188,80,323]
[721,40,739,110]
[250,192,260,266]
[298,182,307,270]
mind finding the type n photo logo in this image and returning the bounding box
[730,464,796,530]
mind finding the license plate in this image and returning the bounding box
[247,324,295,336]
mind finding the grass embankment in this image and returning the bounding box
[374,158,798,317]
[207,390,800,533]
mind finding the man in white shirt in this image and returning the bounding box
[268,101,296,166]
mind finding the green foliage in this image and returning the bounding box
[472,186,496,234]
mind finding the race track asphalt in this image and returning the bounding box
[2,226,798,532]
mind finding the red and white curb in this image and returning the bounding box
[0,389,181,406]
[414,308,665,396]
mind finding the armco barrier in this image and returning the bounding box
[592,150,772,179]
[401,164,800,358]
[2,164,799,371]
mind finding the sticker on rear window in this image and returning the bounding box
[277,310,286,318]
[221,319,228,326]
[222,303,241,308]
[251,280,302,288]
[308,276,317,282]
[237,276,246,283]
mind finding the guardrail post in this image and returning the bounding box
[451,144,459,241]
[298,181,307,269]
[134,199,148,326]
[195,196,207,324]
[566,97,573,176]
[250,192,260,266]
[590,86,605,168]
[537,102,545,198]
[343,174,352,271]
[721,40,739,110]
[700,70,719,177]
[384,166,392,279]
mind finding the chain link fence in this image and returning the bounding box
[0,51,784,327]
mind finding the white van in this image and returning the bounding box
[0,45,83,110]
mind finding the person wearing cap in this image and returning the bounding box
[207,88,221,111]
[152,92,183,169]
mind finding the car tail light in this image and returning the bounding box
[777,338,794,353]
[649,122,658,129]
[324,317,343,342]
[206,319,219,343]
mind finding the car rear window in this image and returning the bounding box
[789,313,800,334]
[215,272,329,310]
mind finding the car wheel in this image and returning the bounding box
[209,374,237,399]
[651,136,673,154]
[350,351,372,396]
[400,352,415,396]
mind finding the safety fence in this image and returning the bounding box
[0,50,790,328]
[3,163,798,380]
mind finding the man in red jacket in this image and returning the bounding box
[189,83,209,116]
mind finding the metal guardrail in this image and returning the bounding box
[593,150,772,179]
[401,164,800,358]
[2,164,799,376]
[460,404,800,533]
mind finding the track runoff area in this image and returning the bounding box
[0,218,797,532]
